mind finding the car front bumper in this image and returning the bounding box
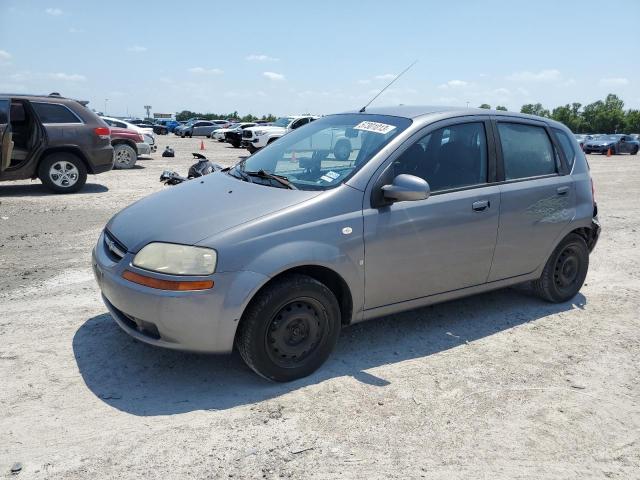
[92,231,268,353]
[584,145,610,153]
[136,142,151,156]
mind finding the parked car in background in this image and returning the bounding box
[574,134,593,149]
[241,116,317,153]
[154,119,180,134]
[109,127,147,169]
[174,120,200,136]
[583,134,639,155]
[0,93,113,193]
[225,123,257,148]
[211,123,239,141]
[101,116,156,154]
[181,120,229,138]
[94,106,600,381]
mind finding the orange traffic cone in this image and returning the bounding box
[200,140,205,151]
[606,148,611,157]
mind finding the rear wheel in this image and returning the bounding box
[113,143,137,169]
[38,152,87,193]
[632,146,639,155]
[532,233,589,303]
[236,274,341,382]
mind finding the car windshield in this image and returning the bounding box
[273,117,294,128]
[229,114,412,190]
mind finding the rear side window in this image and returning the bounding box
[32,102,81,124]
[498,123,556,180]
[552,128,576,169]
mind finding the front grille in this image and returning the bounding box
[104,231,127,261]
[242,130,253,139]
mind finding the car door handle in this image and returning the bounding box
[557,186,570,196]
[472,200,490,211]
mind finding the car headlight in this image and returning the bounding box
[254,130,267,136]
[133,242,217,275]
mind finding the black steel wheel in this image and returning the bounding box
[533,233,589,303]
[236,274,341,382]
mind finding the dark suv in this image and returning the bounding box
[0,93,114,193]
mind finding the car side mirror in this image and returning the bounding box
[381,174,430,203]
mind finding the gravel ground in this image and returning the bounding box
[0,137,639,479]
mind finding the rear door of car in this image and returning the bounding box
[487,118,575,281]
[0,97,12,173]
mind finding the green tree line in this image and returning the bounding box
[480,94,639,133]
[175,110,277,123]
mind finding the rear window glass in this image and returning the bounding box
[498,123,556,180]
[32,102,81,124]
[552,128,576,169]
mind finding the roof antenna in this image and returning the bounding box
[359,60,418,113]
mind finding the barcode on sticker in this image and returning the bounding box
[353,121,397,135]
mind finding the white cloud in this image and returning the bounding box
[375,73,396,80]
[45,7,63,16]
[126,45,147,53]
[188,67,224,75]
[438,79,469,89]
[506,69,561,82]
[246,54,279,62]
[492,87,511,96]
[0,49,11,65]
[48,72,86,82]
[357,79,371,85]
[599,77,629,86]
[68,27,83,33]
[263,71,285,81]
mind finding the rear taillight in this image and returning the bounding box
[94,127,110,139]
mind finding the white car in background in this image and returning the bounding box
[241,116,317,153]
[100,116,157,153]
[211,123,239,141]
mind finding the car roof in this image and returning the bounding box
[0,93,89,105]
[339,105,566,127]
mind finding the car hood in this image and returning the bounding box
[249,126,286,133]
[585,139,615,146]
[106,172,321,253]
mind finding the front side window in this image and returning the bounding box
[0,99,9,124]
[230,114,411,190]
[498,123,556,180]
[552,128,576,169]
[32,102,81,124]
[392,122,488,192]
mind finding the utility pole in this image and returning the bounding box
[144,105,152,120]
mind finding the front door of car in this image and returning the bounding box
[620,136,632,153]
[0,98,13,174]
[487,119,575,281]
[362,119,501,309]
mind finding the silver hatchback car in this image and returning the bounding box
[93,106,600,381]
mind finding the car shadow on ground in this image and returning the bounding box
[73,288,586,416]
[0,183,109,196]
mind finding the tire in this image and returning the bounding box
[112,143,137,169]
[247,145,258,154]
[532,233,589,303]
[333,138,352,162]
[38,152,87,193]
[231,141,240,148]
[632,146,639,155]
[236,274,341,382]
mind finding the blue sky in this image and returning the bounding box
[1,0,638,118]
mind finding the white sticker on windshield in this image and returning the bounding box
[353,121,397,135]
[320,175,333,182]
[325,171,340,180]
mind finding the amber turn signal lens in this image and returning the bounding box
[122,270,214,291]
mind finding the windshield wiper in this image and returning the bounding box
[244,169,297,189]
[227,162,253,183]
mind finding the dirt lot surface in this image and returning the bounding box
[1,137,639,479]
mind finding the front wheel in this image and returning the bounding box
[112,143,137,169]
[532,233,589,303]
[236,274,341,382]
[632,146,639,155]
[38,153,87,193]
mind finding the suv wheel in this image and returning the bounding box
[38,153,87,193]
[632,146,639,155]
[113,144,137,169]
[532,233,589,303]
[236,274,341,382]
